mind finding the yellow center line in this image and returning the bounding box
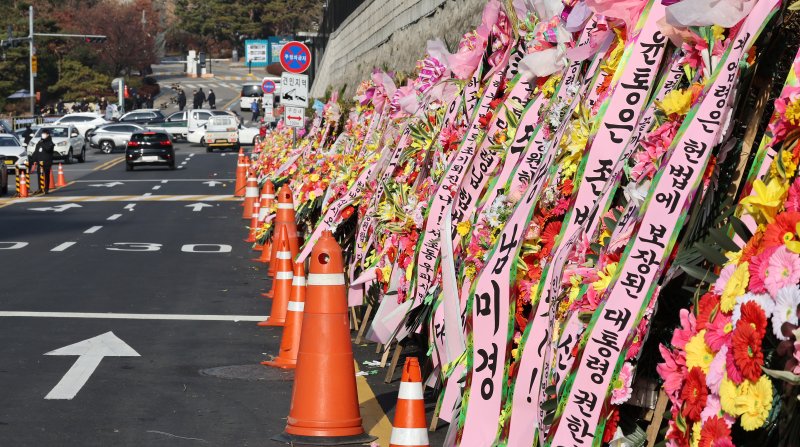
[222,95,240,111]
[92,157,120,171]
[101,157,126,171]
[355,361,393,445]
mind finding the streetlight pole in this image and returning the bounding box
[29,5,34,115]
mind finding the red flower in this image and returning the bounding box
[541,221,563,256]
[739,300,768,339]
[699,416,732,447]
[680,367,708,422]
[763,211,800,248]
[560,179,574,196]
[696,292,721,331]
[740,230,764,264]
[602,408,620,443]
[478,111,493,129]
[732,323,764,382]
[340,206,354,220]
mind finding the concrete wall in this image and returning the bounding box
[311,0,486,97]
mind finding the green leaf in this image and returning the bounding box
[762,367,800,384]
[695,242,728,266]
[542,411,555,426]
[544,385,556,396]
[603,217,616,232]
[590,242,603,254]
[709,228,741,252]
[729,215,753,241]
[791,0,800,10]
[612,208,622,221]
[681,264,719,283]
[541,398,557,412]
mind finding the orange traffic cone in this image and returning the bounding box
[262,262,306,369]
[274,230,374,444]
[259,226,292,327]
[18,169,28,198]
[234,154,247,197]
[389,357,430,447]
[241,175,258,219]
[245,200,261,243]
[50,168,56,190]
[253,238,272,263]
[269,184,299,277]
[253,181,275,252]
[55,163,67,187]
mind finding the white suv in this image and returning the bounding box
[26,125,86,163]
[53,113,108,136]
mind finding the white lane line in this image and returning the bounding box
[152,185,161,190]
[51,242,76,252]
[124,204,136,211]
[74,179,234,182]
[84,226,102,234]
[161,180,168,184]
[188,153,195,158]
[142,193,152,197]
[107,214,122,221]
[0,311,267,322]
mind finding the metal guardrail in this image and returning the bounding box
[9,115,63,131]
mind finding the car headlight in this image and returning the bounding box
[57,141,67,146]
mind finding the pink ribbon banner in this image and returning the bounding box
[548,2,779,444]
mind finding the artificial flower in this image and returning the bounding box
[719,375,739,416]
[706,345,727,395]
[685,330,715,374]
[698,415,731,447]
[748,247,778,294]
[720,262,749,313]
[736,300,769,340]
[739,178,788,224]
[659,88,693,116]
[705,312,732,352]
[680,367,708,422]
[764,246,800,297]
[785,178,800,212]
[610,362,634,405]
[762,211,800,249]
[772,285,800,340]
[731,323,764,382]
[735,375,773,431]
[658,344,687,404]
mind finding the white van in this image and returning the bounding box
[239,79,280,111]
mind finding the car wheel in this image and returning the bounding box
[125,163,133,171]
[100,140,114,154]
[169,162,176,170]
[78,146,86,163]
[66,149,75,164]
[200,137,206,147]
[206,146,213,153]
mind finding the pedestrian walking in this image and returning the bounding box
[196,88,206,109]
[56,99,65,115]
[21,124,34,146]
[177,89,186,111]
[207,89,216,109]
[250,99,260,123]
[31,129,55,195]
[191,89,199,109]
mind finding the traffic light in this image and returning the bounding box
[83,35,107,44]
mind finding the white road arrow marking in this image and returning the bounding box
[44,331,140,400]
[203,181,222,187]
[89,182,124,188]
[186,202,213,212]
[29,203,82,213]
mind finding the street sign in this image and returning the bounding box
[284,106,305,128]
[263,94,274,107]
[280,73,309,108]
[262,78,276,94]
[264,106,275,122]
[279,41,312,74]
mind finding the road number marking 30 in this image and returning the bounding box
[0,242,232,253]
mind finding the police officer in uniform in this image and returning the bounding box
[31,129,55,195]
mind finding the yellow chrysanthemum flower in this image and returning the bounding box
[685,330,714,374]
[721,262,749,312]
[739,178,788,224]
[456,221,472,237]
[381,264,392,284]
[769,150,797,179]
[658,89,693,116]
[568,275,582,303]
[725,249,743,266]
[720,375,740,416]
[735,376,773,431]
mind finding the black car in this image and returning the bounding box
[125,131,175,171]
[118,109,166,125]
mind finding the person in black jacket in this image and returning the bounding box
[207,89,216,109]
[177,89,186,111]
[196,88,206,109]
[31,130,55,194]
[21,124,34,145]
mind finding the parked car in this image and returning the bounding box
[186,109,236,144]
[52,113,107,136]
[0,155,7,195]
[87,123,148,154]
[26,125,86,163]
[0,134,26,172]
[146,111,188,140]
[125,131,175,171]
[118,109,166,125]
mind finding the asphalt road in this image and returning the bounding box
[0,134,448,446]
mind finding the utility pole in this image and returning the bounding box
[29,5,34,115]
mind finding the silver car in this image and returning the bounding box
[88,123,148,154]
[0,133,26,172]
